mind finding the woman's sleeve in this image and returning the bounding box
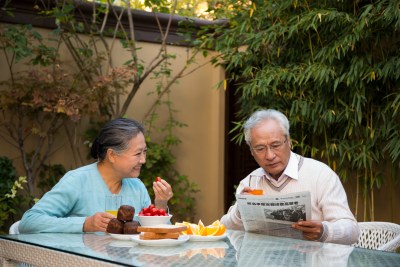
[19,175,86,233]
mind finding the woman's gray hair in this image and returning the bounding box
[243,109,290,145]
[90,118,145,161]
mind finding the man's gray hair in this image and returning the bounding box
[243,109,290,145]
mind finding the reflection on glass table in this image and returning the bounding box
[83,232,234,266]
[1,232,237,266]
[227,231,400,267]
[1,231,400,267]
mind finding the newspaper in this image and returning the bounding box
[236,191,311,240]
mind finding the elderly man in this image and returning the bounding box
[221,109,359,245]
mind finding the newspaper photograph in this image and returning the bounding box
[236,191,311,239]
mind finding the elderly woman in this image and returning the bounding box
[19,118,173,233]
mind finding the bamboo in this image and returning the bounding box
[355,171,359,220]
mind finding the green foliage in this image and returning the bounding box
[0,157,18,195]
[200,0,400,221]
[90,0,215,18]
[0,157,26,234]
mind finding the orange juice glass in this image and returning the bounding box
[105,195,121,216]
[105,210,118,216]
[249,175,264,195]
[250,189,264,195]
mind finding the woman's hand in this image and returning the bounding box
[83,212,114,232]
[153,177,173,209]
[291,220,324,241]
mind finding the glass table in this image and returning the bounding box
[1,231,400,266]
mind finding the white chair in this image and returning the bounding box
[353,222,400,252]
[9,220,20,234]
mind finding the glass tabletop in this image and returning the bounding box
[1,231,399,267]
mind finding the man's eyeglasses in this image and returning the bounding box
[251,137,288,155]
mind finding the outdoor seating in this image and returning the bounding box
[9,220,20,234]
[353,221,400,252]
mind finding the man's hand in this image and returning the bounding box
[83,212,114,232]
[292,220,324,241]
[153,177,173,209]
[240,186,258,194]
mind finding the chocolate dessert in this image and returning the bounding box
[117,205,135,222]
[106,218,124,234]
[123,220,140,234]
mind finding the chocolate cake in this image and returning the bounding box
[106,218,124,234]
[123,220,140,234]
[117,205,135,222]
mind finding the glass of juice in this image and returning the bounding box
[249,175,264,195]
[105,195,122,216]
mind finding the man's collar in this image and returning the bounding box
[261,151,299,181]
[283,152,299,180]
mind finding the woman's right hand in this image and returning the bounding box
[153,178,173,209]
[83,212,114,232]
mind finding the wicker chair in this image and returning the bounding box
[353,222,400,252]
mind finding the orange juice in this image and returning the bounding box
[250,189,264,195]
[106,210,118,216]
[105,195,121,216]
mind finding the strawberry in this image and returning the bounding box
[139,204,169,216]
[150,207,158,215]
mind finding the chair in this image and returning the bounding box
[353,222,400,252]
[9,220,20,234]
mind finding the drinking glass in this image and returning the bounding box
[249,175,264,195]
[105,195,122,216]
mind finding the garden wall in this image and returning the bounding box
[0,20,226,225]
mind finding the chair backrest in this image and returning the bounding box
[9,220,20,234]
[353,222,400,252]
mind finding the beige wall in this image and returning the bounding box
[0,26,226,225]
[125,43,226,225]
